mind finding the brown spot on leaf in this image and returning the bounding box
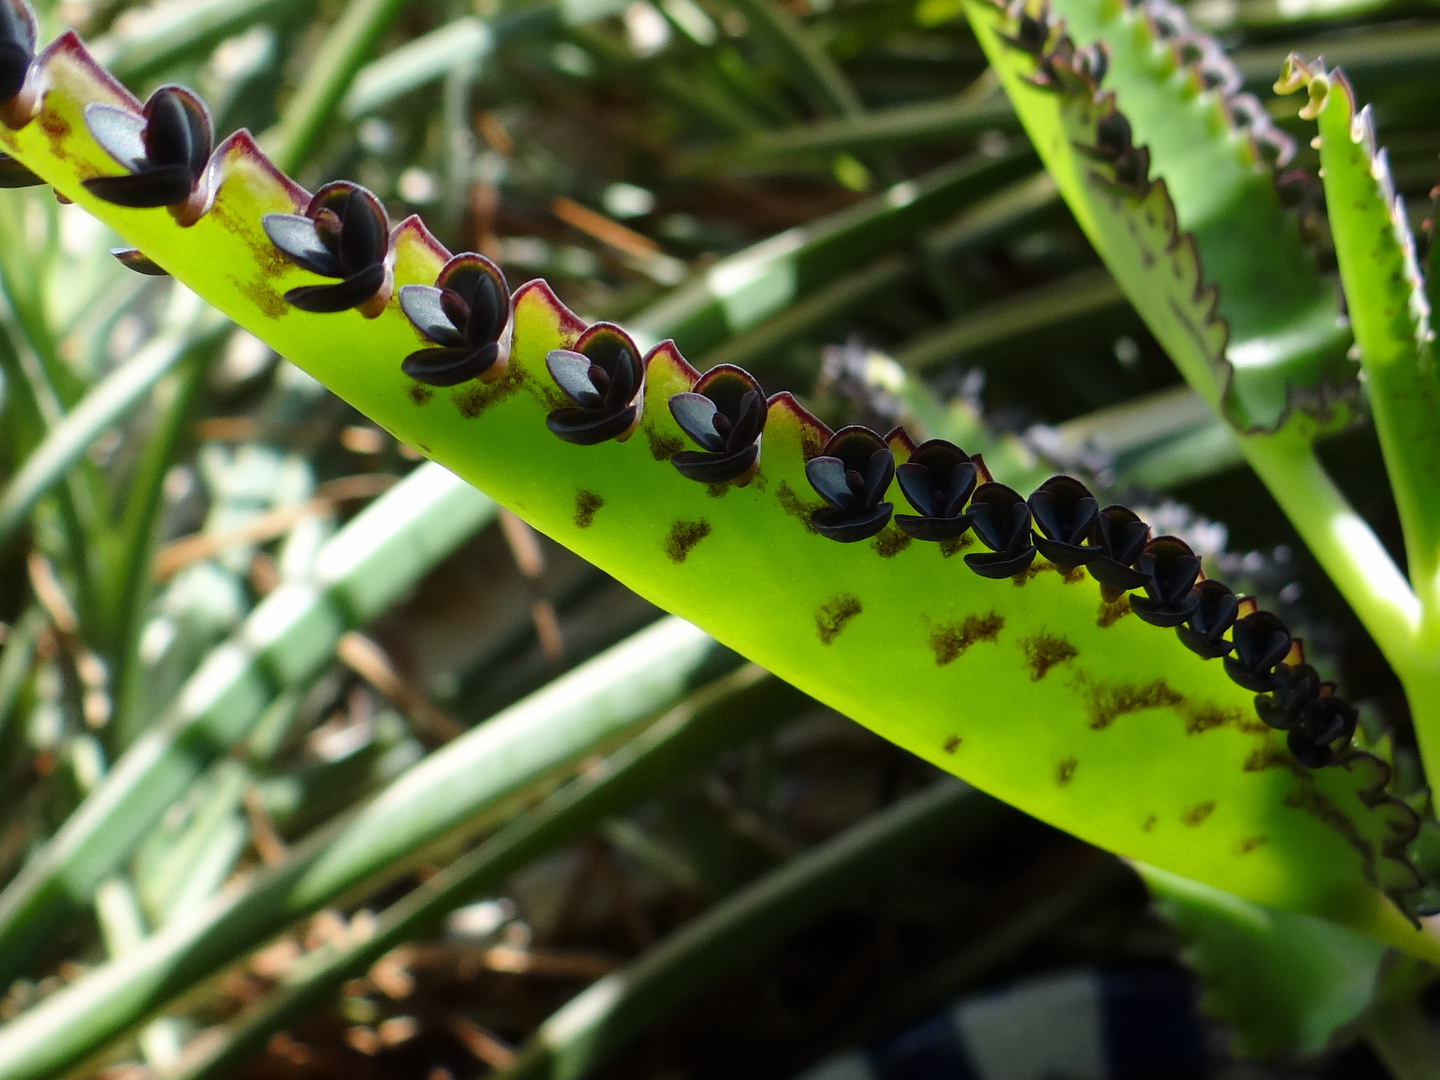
[644,424,683,461]
[1087,679,1183,731]
[453,363,530,419]
[1021,632,1078,681]
[938,534,974,558]
[1182,801,1216,827]
[408,384,433,406]
[1235,835,1268,855]
[1141,814,1157,833]
[943,735,961,754]
[1245,741,1303,775]
[1056,757,1077,785]
[664,520,711,563]
[929,612,1003,666]
[1185,703,1248,735]
[231,274,288,319]
[777,481,819,533]
[706,482,730,498]
[871,527,911,559]
[1062,567,1086,584]
[816,594,861,644]
[1097,595,1131,627]
[574,490,603,528]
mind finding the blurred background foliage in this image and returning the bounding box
[0,0,1438,1074]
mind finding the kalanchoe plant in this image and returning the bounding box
[805,426,896,541]
[82,85,212,223]
[964,482,1038,577]
[668,365,767,484]
[262,180,392,316]
[8,7,1440,1075]
[399,253,511,386]
[545,323,646,444]
[1028,474,1099,571]
[893,439,986,541]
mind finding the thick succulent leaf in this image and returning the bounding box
[960,0,1354,434]
[3,32,1437,962]
[1140,863,1387,1056]
[1274,61,1440,670]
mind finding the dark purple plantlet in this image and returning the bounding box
[669,365,766,485]
[111,247,168,276]
[806,427,895,543]
[964,483,1037,579]
[893,439,981,542]
[545,323,645,445]
[1129,536,1202,627]
[1253,662,1321,731]
[1028,475,1098,572]
[82,86,212,222]
[0,151,38,187]
[1286,688,1358,769]
[263,182,392,316]
[1175,578,1238,659]
[1001,8,1050,55]
[1086,504,1149,598]
[0,0,36,129]
[400,253,510,386]
[1223,610,1293,693]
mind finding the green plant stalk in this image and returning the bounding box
[727,0,861,118]
[172,665,809,1080]
[0,462,496,986]
[104,343,212,748]
[0,618,731,1080]
[0,297,222,551]
[494,778,1001,1080]
[0,605,44,745]
[259,0,414,174]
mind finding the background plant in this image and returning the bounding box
[0,0,1438,1077]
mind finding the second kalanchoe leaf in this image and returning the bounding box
[545,323,646,444]
[806,427,895,542]
[668,365,766,484]
[82,86,212,222]
[399,253,510,386]
[262,181,392,316]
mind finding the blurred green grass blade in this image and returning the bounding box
[1140,863,1388,1056]
[495,778,1002,1080]
[0,299,225,552]
[89,0,309,86]
[727,0,862,117]
[172,665,807,1080]
[0,618,732,1080]
[341,16,493,120]
[0,462,495,987]
[894,266,1125,372]
[260,0,416,174]
[631,150,1034,353]
[698,94,1018,169]
[0,606,44,745]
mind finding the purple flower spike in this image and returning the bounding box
[545,323,645,445]
[400,253,510,386]
[669,365,766,485]
[807,427,895,543]
[263,182,392,316]
[82,86,212,221]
